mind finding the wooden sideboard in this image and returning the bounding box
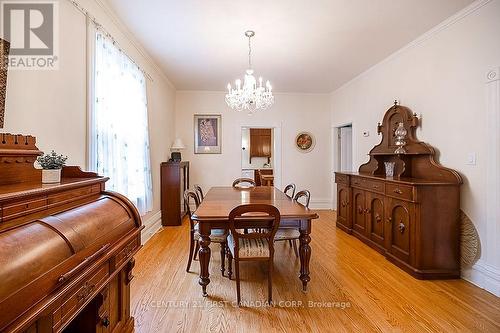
[335,104,462,279]
[0,133,142,333]
[160,161,189,226]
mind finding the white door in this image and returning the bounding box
[339,126,352,171]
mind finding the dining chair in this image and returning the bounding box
[226,204,281,305]
[283,183,296,198]
[232,178,256,188]
[184,190,228,275]
[193,184,204,202]
[274,190,311,257]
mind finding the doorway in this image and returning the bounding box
[240,126,282,190]
[332,123,353,209]
[338,125,353,172]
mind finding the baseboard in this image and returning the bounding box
[309,198,333,210]
[141,210,162,244]
[461,260,500,297]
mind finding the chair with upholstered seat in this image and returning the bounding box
[184,190,227,275]
[226,204,281,305]
[193,184,204,202]
[283,183,296,198]
[274,190,311,257]
[232,178,256,188]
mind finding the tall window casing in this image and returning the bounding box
[92,32,153,215]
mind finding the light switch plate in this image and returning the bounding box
[466,153,477,165]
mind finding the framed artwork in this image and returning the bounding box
[0,38,10,128]
[295,132,315,153]
[194,114,222,154]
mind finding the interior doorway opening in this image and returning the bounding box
[332,123,353,209]
[240,126,282,189]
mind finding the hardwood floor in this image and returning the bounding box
[131,210,500,333]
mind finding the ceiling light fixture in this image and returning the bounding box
[225,31,274,114]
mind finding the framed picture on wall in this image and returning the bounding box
[194,114,222,154]
[295,132,315,153]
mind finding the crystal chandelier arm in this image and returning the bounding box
[248,34,252,70]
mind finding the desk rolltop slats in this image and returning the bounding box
[0,133,142,333]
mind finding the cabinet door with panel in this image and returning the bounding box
[352,188,366,237]
[366,192,385,249]
[250,129,272,161]
[385,198,413,264]
[336,184,351,232]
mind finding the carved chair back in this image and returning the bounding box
[284,183,296,198]
[184,190,200,231]
[294,190,311,208]
[232,178,256,188]
[228,204,281,259]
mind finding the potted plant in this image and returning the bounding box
[37,151,68,184]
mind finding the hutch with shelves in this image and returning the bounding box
[335,103,462,279]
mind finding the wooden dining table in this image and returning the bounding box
[191,186,319,297]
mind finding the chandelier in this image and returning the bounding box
[225,31,274,113]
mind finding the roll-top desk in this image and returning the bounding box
[335,104,462,279]
[0,133,143,332]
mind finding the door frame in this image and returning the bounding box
[239,122,283,191]
[331,121,356,210]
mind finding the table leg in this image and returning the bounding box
[299,219,312,292]
[198,223,211,297]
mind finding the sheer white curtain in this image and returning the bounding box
[93,32,153,215]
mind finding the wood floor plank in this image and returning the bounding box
[131,210,500,333]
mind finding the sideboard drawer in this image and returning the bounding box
[351,176,364,187]
[350,177,385,194]
[335,173,349,185]
[2,197,47,221]
[386,183,414,201]
[363,179,385,194]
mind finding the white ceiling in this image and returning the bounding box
[105,0,473,93]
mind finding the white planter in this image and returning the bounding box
[42,169,62,184]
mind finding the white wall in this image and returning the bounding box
[175,91,332,209]
[3,0,176,240]
[330,0,500,295]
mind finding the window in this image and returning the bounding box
[92,32,152,215]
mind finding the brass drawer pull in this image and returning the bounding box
[386,217,392,223]
[373,185,379,189]
[375,214,381,223]
[357,206,364,214]
[393,188,403,194]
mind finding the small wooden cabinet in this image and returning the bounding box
[249,128,272,162]
[335,104,462,279]
[161,161,189,226]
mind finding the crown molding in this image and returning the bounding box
[332,0,492,95]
